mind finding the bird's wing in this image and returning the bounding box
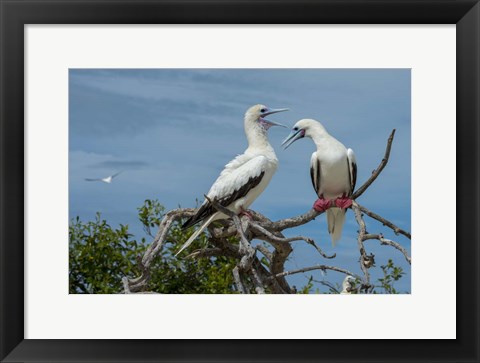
[111,171,123,179]
[310,151,321,197]
[347,148,357,195]
[182,155,268,229]
[85,178,102,182]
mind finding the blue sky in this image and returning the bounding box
[69,69,411,293]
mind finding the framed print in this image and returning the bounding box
[1,0,479,362]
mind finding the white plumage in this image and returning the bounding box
[340,275,356,294]
[282,119,357,246]
[85,171,122,184]
[176,104,288,256]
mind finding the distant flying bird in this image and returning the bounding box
[282,119,357,246]
[85,171,123,184]
[176,104,289,256]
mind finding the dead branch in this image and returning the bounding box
[248,221,335,259]
[271,265,362,282]
[352,201,373,285]
[255,244,273,261]
[363,234,411,264]
[352,129,396,199]
[233,266,247,294]
[126,208,195,293]
[185,247,224,259]
[250,267,266,294]
[358,204,411,239]
[124,128,411,295]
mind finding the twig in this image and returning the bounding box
[358,204,411,239]
[364,234,411,264]
[314,279,340,294]
[271,265,362,281]
[306,239,337,259]
[185,247,224,259]
[255,244,273,261]
[248,221,335,259]
[352,129,396,199]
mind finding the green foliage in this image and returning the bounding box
[147,223,236,293]
[69,213,143,294]
[297,275,316,294]
[69,199,235,294]
[69,200,406,294]
[137,199,165,238]
[376,259,405,294]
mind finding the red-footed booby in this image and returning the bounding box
[176,104,288,256]
[340,275,356,294]
[282,119,357,246]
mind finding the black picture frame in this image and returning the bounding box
[1,1,478,362]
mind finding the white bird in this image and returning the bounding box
[282,119,357,246]
[85,171,122,184]
[176,104,288,256]
[340,275,356,294]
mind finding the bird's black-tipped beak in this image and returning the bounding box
[281,129,305,149]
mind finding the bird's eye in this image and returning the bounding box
[260,108,267,113]
[294,127,299,131]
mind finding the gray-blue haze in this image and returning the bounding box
[69,69,411,293]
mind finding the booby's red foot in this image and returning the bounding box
[335,196,353,209]
[239,209,254,219]
[313,198,332,212]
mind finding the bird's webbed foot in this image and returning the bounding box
[313,197,332,212]
[334,194,353,209]
[239,208,254,220]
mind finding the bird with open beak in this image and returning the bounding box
[282,119,357,246]
[176,104,288,256]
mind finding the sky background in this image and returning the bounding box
[69,69,411,293]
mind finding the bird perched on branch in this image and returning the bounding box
[176,104,289,256]
[340,275,356,294]
[282,119,357,246]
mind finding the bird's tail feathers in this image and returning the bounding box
[175,214,216,257]
[326,208,346,247]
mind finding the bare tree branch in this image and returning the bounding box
[124,129,410,295]
[255,244,273,261]
[127,208,195,292]
[233,266,247,294]
[250,267,266,294]
[352,129,396,199]
[185,247,224,259]
[271,265,362,281]
[314,279,340,294]
[358,204,411,239]
[248,221,335,259]
[351,201,373,285]
[364,234,411,264]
